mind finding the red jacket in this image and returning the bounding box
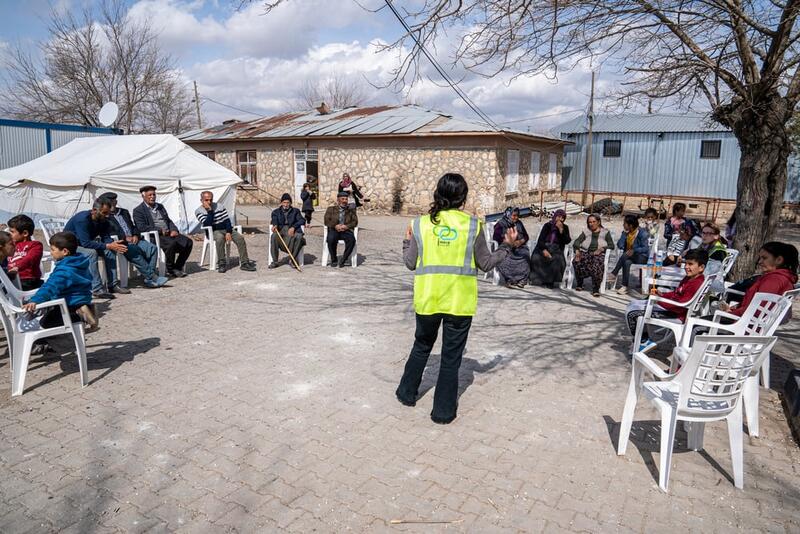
[659,274,705,321]
[8,240,43,282]
[732,268,798,317]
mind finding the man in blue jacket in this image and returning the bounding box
[268,193,305,269]
[64,197,129,298]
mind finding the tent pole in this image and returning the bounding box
[73,184,88,215]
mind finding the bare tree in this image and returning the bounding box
[1,0,195,134]
[292,72,369,110]
[253,0,800,278]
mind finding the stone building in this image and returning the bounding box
[179,105,571,216]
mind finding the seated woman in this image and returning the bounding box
[572,213,615,297]
[530,209,571,288]
[663,222,701,267]
[719,241,798,317]
[609,214,649,294]
[492,207,530,288]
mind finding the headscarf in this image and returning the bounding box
[547,209,566,243]
[499,207,515,229]
[340,175,352,188]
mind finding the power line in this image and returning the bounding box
[383,0,500,131]
[201,96,265,118]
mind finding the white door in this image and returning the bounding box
[506,150,519,193]
[548,153,558,189]
[293,149,307,201]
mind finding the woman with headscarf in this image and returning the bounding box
[530,209,571,288]
[572,213,615,297]
[492,207,530,288]
[338,172,365,208]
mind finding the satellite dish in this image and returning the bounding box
[98,102,119,127]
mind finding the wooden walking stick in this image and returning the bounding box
[273,227,303,272]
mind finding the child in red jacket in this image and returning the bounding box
[7,215,43,291]
[626,249,708,343]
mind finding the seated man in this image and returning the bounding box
[133,185,193,277]
[65,197,129,298]
[324,191,358,268]
[269,193,305,269]
[100,192,168,288]
[196,191,255,272]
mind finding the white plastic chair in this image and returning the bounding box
[140,231,167,277]
[677,290,798,437]
[617,335,776,491]
[630,276,714,355]
[200,225,244,271]
[0,269,37,359]
[0,288,89,397]
[600,248,620,294]
[560,245,575,289]
[322,226,359,268]
[109,234,134,288]
[39,218,68,281]
[267,225,305,267]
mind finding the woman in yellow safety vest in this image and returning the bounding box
[396,173,518,424]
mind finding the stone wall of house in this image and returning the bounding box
[495,147,563,212]
[217,146,502,216]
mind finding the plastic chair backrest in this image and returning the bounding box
[678,335,775,416]
[686,276,714,316]
[721,248,739,276]
[733,292,788,336]
[0,268,26,306]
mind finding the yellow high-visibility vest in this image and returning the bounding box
[412,209,480,316]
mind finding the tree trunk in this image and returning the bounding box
[726,96,791,280]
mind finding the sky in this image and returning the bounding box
[0,0,620,134]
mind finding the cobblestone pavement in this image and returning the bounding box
[1,215,799,533]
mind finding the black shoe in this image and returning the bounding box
[172,269,187,278]
[268,262,278,269]
[330,256,338,266]
[240,263,256,272]
[217,264,227,273]
[338,261,346,268]
[431,413,456,424]
[396,392,416,407]
[111,284,131,295]
[92,290,114,299]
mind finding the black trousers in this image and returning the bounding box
[396,313,473,422]
[326,228,356,265]
[158,234,193,271]
[40,306,81,329]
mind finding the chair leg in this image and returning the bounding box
[631,316,645,355]
[686,422,705,451]
[617,365,644,455]
[11,335,35,396]
[658,406,678,492]
[200,239,209,267]
[70,323,89,388]
[727,403,745,489]
[351,242,357,268]
[760,354,770,388]
[743,374,760,437]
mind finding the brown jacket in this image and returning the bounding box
[324,205,358,230]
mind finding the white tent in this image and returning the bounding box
[0,134,242,233]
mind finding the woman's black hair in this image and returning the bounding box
[761,241,799,274]
[429,173,468,224]
[623,214,639,228]
[672,202,687,216]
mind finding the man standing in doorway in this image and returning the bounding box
[324,191,358,268]
[133,185,193,277]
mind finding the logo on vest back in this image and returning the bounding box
[433,225,458,246]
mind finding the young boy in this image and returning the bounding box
[23,232,97,330]
[7,215,43,291]
[641,207,660,241]
[625,248,708,349]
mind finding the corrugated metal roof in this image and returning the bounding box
[553,113,730,134]
[179,104,564,143]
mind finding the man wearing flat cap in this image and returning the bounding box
[324,191,358,268]
[99,192,167,288]
[132,185,193,277]
[269,193,305,269]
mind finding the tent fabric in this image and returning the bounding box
[0,134,242,233]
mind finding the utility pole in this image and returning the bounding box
[581,71,595,208]
[193,81,203,129]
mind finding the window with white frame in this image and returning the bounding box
[529,151,541,188]
[237,150,257,184]
[548,153,558,189]
[506,149,519,193]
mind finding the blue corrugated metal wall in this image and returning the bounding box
[562,131,800,202]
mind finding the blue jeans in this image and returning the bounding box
[124,239,159,279]
[78,246,117,293]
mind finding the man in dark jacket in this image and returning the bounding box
[195,191,255,273]
[269,193,305,269]
[99,192,167,288]
[324,191,358,267]
[64,197,129,297]
[132,185,193,277]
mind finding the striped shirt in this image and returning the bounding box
[195,203,233,232]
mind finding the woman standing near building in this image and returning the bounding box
[396,173,516,424]
[338,173,365,208]
[300,182,316,226]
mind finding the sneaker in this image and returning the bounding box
[111,284,131,295]
[638,340,657,352]
[217,264,227,273]
[76,304,99,331]
[616,286,628,295]
[592,291,601,298]
[240,263,256,272]
[575,286,583,292]
[144,275,168,288]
